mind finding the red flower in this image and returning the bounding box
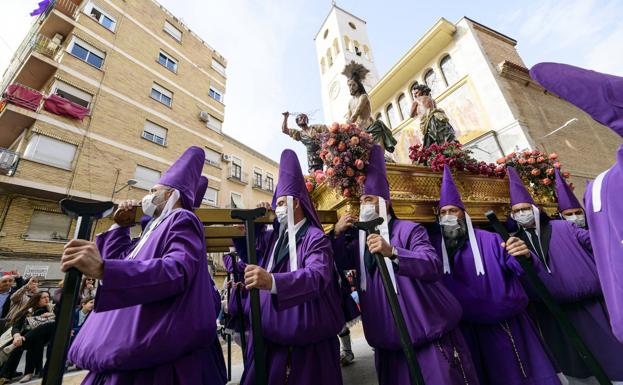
[332,156,341,166]
[518,158,527,165]
[523,151,532,157]
[355,159,364,170]
[327,138,336,146]
[338,141,346,152]
[342,188,352,197]
[527,158,536,165]
[305,181,314,192]
[546,168,554,175]
[537,156,545,163]
[496,157,506,164]
[357,175,366,185]
[326,168,335,177]
[549,153,558,160]
[542,178,552,186]
[563,171,570,178]
[554,162,561,169]
[507,152,516,159]
[531,169,541,176]
[350,136,360,146]
[346,167,355,177]
[315,174,326,184]
[329,123,339,134]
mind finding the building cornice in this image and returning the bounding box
[222,134,279,167]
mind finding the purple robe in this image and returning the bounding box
[432,228,561,385]
[526,219,623,380]
[69,210,225,385]
[332,218,480,385]
[585,145,623,343]
[231,222,345,385]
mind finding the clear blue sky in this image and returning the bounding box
[1,0,621,168]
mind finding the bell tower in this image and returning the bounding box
[315,4,379,124]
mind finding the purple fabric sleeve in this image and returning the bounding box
[95,226,135,260]
[395,225,442,281]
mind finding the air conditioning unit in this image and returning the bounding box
[52,33,64,45]
[198,111,209,123]
[222,154,232,162]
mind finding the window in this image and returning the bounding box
[85,3,116,31]
[253,168,262,188]
[150,83,173,107]
[353,41,361,57]
[343,36,351,52]
[440,55,459,86]
[134,165,160,190]
[348,22,357,30]
[265,173,274,192]
[206,114,222,132]
[397,93,410,122]
[424,69,442,97]
[205,147,221,167]
[320,58,326,74]
[363,45,371,61]
[333,38,340,54]
[203,187,218,206]
[230,192,244,209]
[212,59,226,76]
[24,134,77,169]
[51,80,92,108]
[164,20,182,42]
[386,104,398,129]
[26,211,71,241]
[142,121,167,145]
[158,51,177,73]
[69,37,105,69]
[231,156,242,180]
[208,87,223,103]
[326,48,333,67]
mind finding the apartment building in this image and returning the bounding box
[0,0,277,280]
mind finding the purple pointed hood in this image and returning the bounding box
[439,166,465,210]
[273,149,321,229]
[554,168,582,211]
[363,145,390,201]
[193,176,209,208]
[530,62,623,138]
[507,166,535,206]
[158,146,205,211]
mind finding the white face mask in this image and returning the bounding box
[513,210,535,227]
[359,203,379,222]
[275,206,288,225]
[141,190,168,217]
[565,214,586,228]
[439,214,460,230]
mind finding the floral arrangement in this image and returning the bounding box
[497,150,569,198]
[409,142,506,178]
[319,122,374,197]
[304,170,326,193]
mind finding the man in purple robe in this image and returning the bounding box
[530,62,623,346]
[60,147,226,385]
[507,165,623,384]
[554,168,587,228]
[432,166,561,385]
[230,149,345,385]
[331,145,480,384]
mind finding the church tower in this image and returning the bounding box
[315,4,379,124]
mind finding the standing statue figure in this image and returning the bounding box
[343,61,397,155]
[410,83,458,148]
[282,112,326,173]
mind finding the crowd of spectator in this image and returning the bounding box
[0,272,95,384]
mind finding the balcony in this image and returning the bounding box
[0,148,20,176]
[0,34,62,96]
[227,164,248,185]
[252,178,274,194]
[0,84,41,148]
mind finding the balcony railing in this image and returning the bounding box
[0,148,20,176]
[2,83,44,112]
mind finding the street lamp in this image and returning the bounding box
[114,179,137,194]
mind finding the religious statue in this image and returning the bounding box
[342,61,397,155]
[410,83,458,148]
[282,112,326,173]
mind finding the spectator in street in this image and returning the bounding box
[0,272,25,320]
[0,292,55,384]
[72,296,94,338]
[51,280,63,306]
[5,277,39,321]
[79,277,96,303]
